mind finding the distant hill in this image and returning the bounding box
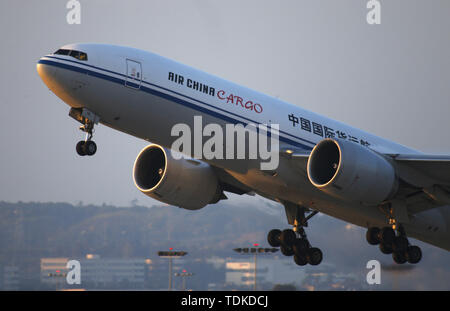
[0,200,289,261]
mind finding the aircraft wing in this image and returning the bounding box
[388,154,450,214]
[391,154,450,187]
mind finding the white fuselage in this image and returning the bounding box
[37,43,450,250]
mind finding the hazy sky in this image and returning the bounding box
[1,0,450,206]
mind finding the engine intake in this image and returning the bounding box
[133,144,222,210]
[307,139,398,205]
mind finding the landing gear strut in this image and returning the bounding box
[69,108,99,156]
[366,224,422,264]
[267,202,322,266]
[76,121,97,156]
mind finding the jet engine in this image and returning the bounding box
[133,144,222,210]
[307,138,398,205]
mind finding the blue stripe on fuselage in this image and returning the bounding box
[38,58,315,151]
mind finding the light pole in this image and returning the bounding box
[233,244,278,291]
[174,270,194,290]
[158,248,187,290]
[48,270,67,291]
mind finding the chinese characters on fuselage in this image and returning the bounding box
[288,113,370,147]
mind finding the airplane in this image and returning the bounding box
[37,43,450,266]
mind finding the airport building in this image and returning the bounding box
[222,256,361,290]
[224,257,307,289]
[40,258,69,289]
[40,255,151,289]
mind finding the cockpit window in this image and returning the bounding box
[54,49,70,56]
[54,49,88,61]
[70,50,88,61]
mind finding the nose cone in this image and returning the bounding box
[36,57,56,89]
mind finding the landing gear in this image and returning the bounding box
[76,122,97,156]
[366,200,422,264]
[267,229,282,247]
[267,202,323,266]
[69,108,99,157]
[76,140,97,156]
[366,224,422,264]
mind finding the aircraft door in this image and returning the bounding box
[125,59,142,89]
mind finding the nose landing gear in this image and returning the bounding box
[76,122,97,156]
[69,108,99,156]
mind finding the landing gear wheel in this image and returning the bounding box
[267,229,281,247]
[379,242,393,254]
[393,251,407,264]
[367,221,423,265]
[406,246,422,264]
[280,229,296,247]
[76,141,86,156]
[294,254,308,266]
[293,238,309,255]
[366,227,381,245]
[393,236,409,253]
[280,245,294,256]
[379,227,396,245]
[83,140,97,156]
[306,247,323,266]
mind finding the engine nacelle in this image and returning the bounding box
[133,144,222,210]
[307,138,398,205]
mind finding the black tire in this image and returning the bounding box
[293,238,309,256]
[83,140,97,156]
[393,236,409,253]
[294,254,308,266]
[280,229,296,247]
[267,229,281,247]
[379,227,395,245]
[280,245,294,256]
[306,247,323,266]
[76,141,86,156]
[393,251,407,264]
[379,242,393,254]
[406,246,422,264]
[366,227,381,245]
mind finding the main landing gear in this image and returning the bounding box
[267,202,323,266]
[69,108,99,157]
[366,224,422,264]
